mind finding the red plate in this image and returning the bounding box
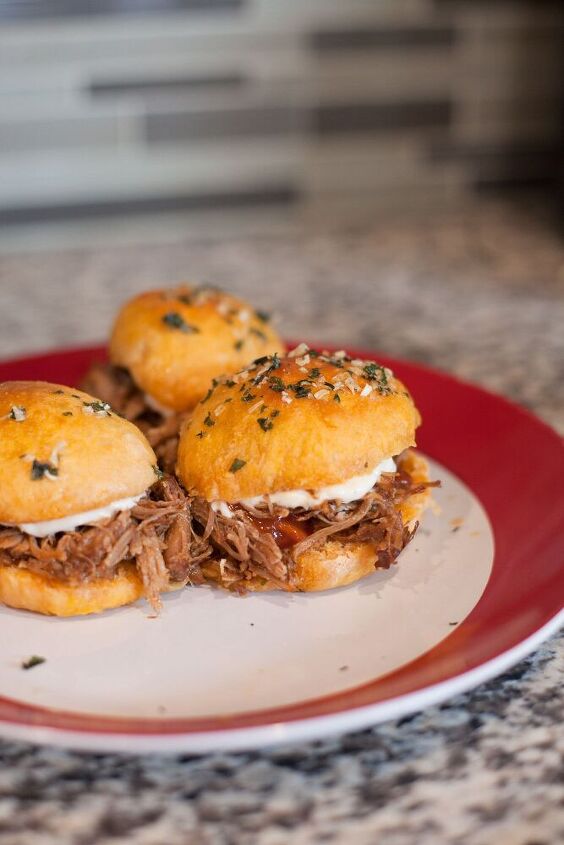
[0,344,562,753]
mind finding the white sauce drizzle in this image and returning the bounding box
[7,493,146,538]
[211,457,396,518]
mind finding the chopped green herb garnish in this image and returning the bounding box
[362,362,392,394]
[62,411,73,417]
[308,368,321,380]
[30,460,58,481]
[333,393,341,403]
[71,394,81,399]
[52,390,65,395]
[268,376,285,392]
[201,387,214,404]
[229,458,246,473]
[204,412,215,427]
[253,355,270,366]
[22,655,46,670]
[225,379,236,388]
[255,310,271,323]
[162,312,199,334]
[242,392,256,403]
[257,417,273,432]
[196,431,206,439]
[153,464,164,480]
[8,405,26,421]
[270,409,280,418]
[363,363,378,379]
[289,381,311,398]
[82,401,111,417]
[259,404,267,413]
[234,339,245,351]
[324,381,335,390]
[250,327,267,341]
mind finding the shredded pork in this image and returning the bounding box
[0,469,437,605]
[189,469,435,590]
[0,476,190,610]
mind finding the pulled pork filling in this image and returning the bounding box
[0,470,436,606]
[80,363,184,473]
[0,477,191,610]
[191,469,436,591]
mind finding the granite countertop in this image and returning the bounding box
[0,197,562,845]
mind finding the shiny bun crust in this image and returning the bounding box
[202,451,432,592]
[177,347,421,501]
[109,285,284,412]
[0,381,157,524]
[0,563,144,616]
[0,563,186,617]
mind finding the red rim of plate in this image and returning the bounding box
[0,343,562,737]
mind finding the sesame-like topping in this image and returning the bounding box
[1,405,26,422]
[288,342,309,359]
[193,346,397,443]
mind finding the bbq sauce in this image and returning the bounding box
[248,514,313,549]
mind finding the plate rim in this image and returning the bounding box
[0,343,562,751]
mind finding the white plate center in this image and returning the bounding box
[0,458,493,719]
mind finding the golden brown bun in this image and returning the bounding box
[109,285,284,412]
[397,448,431,524]
[0,564,186,617]
[0,381,157,523]
[202,450,432,593]
[0,563,144,617]
[177,347,421,501]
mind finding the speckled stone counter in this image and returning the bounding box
[0,197,562,845]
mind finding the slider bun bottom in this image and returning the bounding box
[204,449,432,593]
[0,563,144,617]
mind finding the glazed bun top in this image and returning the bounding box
[109,285,284,412]
[177,345,421,502]
[0,382,158,523]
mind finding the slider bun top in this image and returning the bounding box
[0,381,157,524]
[177,346,421,502]
[109,285,284,412]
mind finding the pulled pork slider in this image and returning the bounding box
[176,345,437,593]
[81,285,283,472]
[0,381,191,616]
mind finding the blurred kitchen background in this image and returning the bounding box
[1,0,563,246]
[0,0,563,430]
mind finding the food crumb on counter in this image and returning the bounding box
[21,655,46,670]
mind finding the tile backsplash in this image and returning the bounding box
[0,0,562,226]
